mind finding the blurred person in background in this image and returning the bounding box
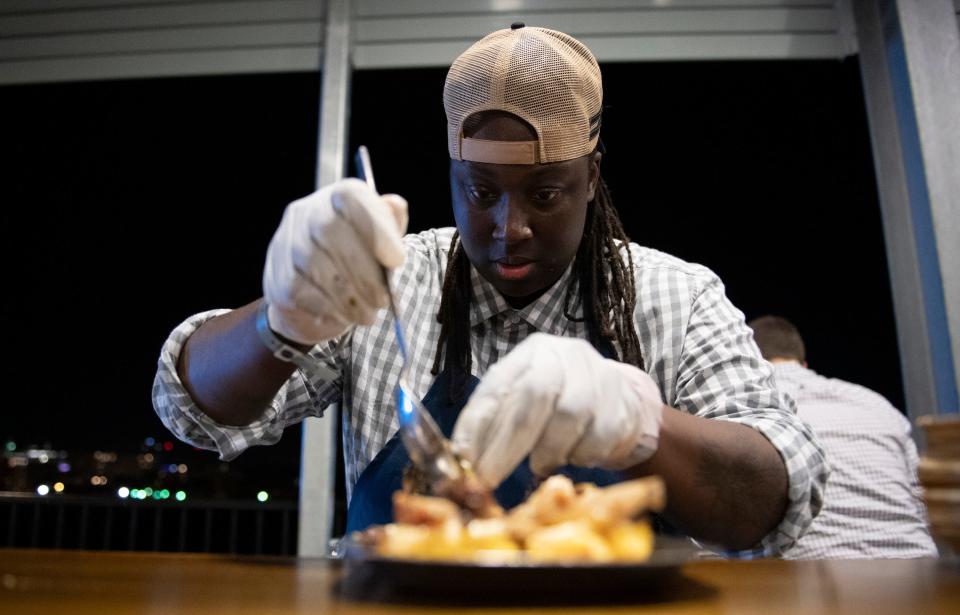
[749,315,937,559]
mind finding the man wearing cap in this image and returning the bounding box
[153,26,827,556]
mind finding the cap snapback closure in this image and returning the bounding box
[459,136,540,165]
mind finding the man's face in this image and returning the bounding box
[450,116,600,307]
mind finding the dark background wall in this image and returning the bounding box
[0,58,899,496]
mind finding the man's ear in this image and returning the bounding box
[587,151,602,201]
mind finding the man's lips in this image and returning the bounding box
[494,259,535,281]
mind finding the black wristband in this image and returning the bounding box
[255,301,338,382]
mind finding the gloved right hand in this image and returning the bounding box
[262,178,408,345]
[452,333,664,488]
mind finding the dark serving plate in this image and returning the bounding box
[336,534,697,597]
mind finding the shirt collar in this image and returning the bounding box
[468,263,581,335]
[771,361,811,377]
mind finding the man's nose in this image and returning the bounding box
[491,197,533,243]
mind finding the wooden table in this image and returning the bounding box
[1,548,958,615]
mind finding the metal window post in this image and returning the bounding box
[298,0,351,557]
[852,0,960,419]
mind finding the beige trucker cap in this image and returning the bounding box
[444,24,602,165]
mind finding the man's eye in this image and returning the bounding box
[469,187,496,201]
[533,189,560,202]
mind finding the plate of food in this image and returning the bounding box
[338,474,696,595]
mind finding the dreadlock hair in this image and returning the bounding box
[431,174,644,401]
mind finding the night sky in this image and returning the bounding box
[1,58,898,483]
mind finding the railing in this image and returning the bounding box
[0,492,298,556]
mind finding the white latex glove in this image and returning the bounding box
[452,333,664,488]
[262,178,408,345]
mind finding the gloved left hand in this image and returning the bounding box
[451,333,665,488]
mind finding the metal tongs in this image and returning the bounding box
[354,146,468,487]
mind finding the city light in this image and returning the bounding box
[93,451,118,463]
[145,437,155,447]
[163,441,174,452]
[9,436,288,504]
[4,441,14,452]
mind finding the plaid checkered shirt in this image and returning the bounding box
[772,362,937,559]
[153,227,827,557]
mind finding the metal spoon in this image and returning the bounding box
[353,146,466,485]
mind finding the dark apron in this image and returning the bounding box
[345,368,625,533]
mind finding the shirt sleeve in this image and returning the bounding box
[673,274,829,558]
[899,417,935,529]
[151,308,345,461]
